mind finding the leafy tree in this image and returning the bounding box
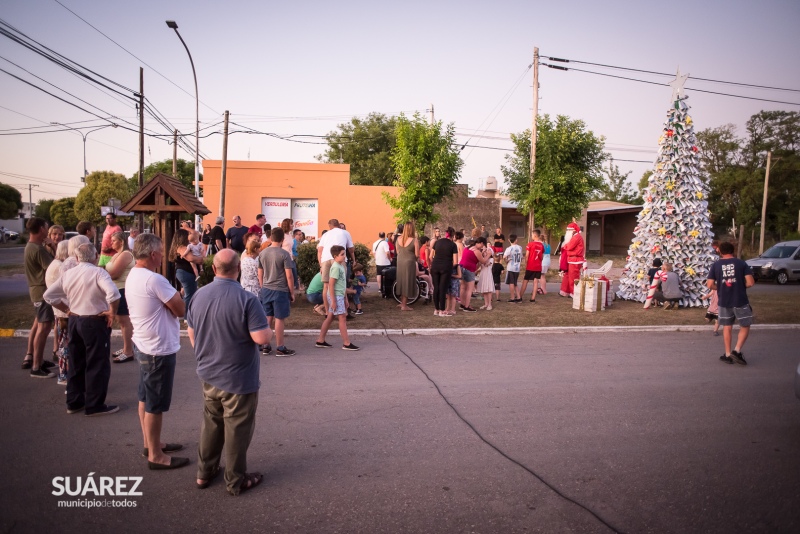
[128,158,201,193]
[50,197,79,230]
[503,115,606,231]
[696,124,741,176]
[0,182,23,219]
[316,113,398,186]
[638,170,653,196]
[34,199,55,223]
[383,113,463,229]
[75,170,133,225]
[594,159,640,204]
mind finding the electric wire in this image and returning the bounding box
[544,56,800,93]
[376,322,625,534]
[52,0,220,115]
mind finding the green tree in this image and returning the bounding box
[638,170,653,196]
[316,113,398,186]
[0,182,23,219]
[50,197,79,229]
[128,158,201,193]
[503,115,606,231]
[594,159,640,204]
[34,199,55,223]
[383,113,463,229]
[75,170,132,224]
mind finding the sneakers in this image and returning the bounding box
[57,378,67,386]
[275,347,295,357]
[462,306,477,313]
[41,360,56,370]
[85,405,120,417]
[261,344,272,355]
[30,367,56,379]
[342,343,360,351]
[66,405,85,414]
[719,355,734,364]
[354,309,363,315]
[731,350,747,365]
[315,341,332,348]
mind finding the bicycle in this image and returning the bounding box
[392,277,430,305]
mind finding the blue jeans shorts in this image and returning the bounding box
[461,268,476,283]
[136,348,176,414]
[261,288,291,320]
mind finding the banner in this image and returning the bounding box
[291,199,318,239]
[261,198,291,230]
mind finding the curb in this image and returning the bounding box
[4,324,799,338]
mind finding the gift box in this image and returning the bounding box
[573,278,607,312]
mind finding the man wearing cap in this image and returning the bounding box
[209,217,226,254]
[561,222,585,297]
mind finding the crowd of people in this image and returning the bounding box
[19,211,753,494]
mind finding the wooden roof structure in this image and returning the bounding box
[121,172,210,275]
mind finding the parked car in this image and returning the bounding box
[1,229,19,241]
[746,240,800,285]
[64,231,79,240]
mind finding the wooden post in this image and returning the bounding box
[737,224,745,258]
[759,151,771,255]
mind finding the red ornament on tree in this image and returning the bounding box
[692,145,698,152]
[666,129,674,137]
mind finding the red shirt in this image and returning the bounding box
[525,241,544,271]
[248,224,263,238]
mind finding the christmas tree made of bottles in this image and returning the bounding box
[616,70,717,307]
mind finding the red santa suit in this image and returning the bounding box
[560,223,584,297]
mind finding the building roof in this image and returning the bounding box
[121,172,210,215]
[586,200,643,214]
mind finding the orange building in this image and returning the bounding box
[201,160,400,245]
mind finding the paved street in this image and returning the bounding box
[1,329,799,534]
[0,246,24,265]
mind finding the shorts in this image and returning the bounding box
[330,295,347,316]
[718,305,754,327]
[306,292,324,305]
[505,271,519,286]
[705,311,718,321]
[34,301,55,323]
[461,267,476,283]
[524,270,542,280]
[321,259,334,283]
[493,246,503,254]
[261,288,291,320]
[448,267,460,297]
[116,288,129,316]
[136,349,176,414]
[376,264,390,278]
[494,282,501,291]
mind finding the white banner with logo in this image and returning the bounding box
[261,198,291,230]
[291,199,318,239]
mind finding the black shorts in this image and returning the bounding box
[505,271,519,286]
[136,350,177,414]
[116,288,129,316]
[35,301,54,323]
[523,270,542,280]
[376,265,390,277]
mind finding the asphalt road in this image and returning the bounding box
[1,329,799,534]
[0,245,24,265]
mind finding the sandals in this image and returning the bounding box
[197,465,221,490]
[230,472,263,496]
[21,354,33,369]
[113,348,125,356]
[113,353,134,363]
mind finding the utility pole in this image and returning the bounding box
[219,110,230,217]
[759,151,772,255]
[528,46,539,237]
[137,67,145,233]
[28,184,38,218]
[172,130,178,177]
[429,104,435,125]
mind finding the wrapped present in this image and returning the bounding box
[573,277,607,312]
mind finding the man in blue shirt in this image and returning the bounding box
[187,249,272,495]
[707,241,755,365]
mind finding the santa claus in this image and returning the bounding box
[559,222,585,297]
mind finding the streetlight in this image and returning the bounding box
[50,122,118,182]
[166,20,201,229]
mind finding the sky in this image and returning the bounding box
[1,0,799,206]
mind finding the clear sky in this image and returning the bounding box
[2,0,799,205]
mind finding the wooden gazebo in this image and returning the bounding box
[121,172,210,275]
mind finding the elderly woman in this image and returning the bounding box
[106,231,135,362]
[45,224,65,257]
[45,240,70,381]
[169,228,204,306]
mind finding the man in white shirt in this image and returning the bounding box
[127,228,139,250]
[371,232,391,296]
[316,219,354,308]
[44,243,121,416]
[125,233,189,470]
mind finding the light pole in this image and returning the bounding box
[166,20,201,229]
[51,122,118,182]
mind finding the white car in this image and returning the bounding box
[746,240,800,285]
[1,229,19,241]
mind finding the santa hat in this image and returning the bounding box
[567,222,580,233]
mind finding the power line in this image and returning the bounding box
[544,55,800,93]
[541,63,800,107]
[52,0,220,116]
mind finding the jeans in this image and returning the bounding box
[175,268,197,307]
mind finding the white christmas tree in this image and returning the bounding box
[617,70,716,307]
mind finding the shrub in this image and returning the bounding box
[197,254,215,287]
[353,242,371,280]
[296,242,320,287]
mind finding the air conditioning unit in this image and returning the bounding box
[484,176,498,191]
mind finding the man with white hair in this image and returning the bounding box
[209,216,226,254]
[44,243,121,416]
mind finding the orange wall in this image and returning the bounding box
[201,160,401,246]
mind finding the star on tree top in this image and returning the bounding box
[669,68,690,101]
